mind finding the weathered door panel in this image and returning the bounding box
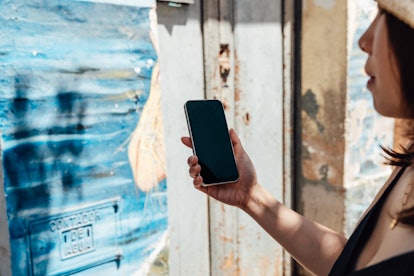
[203,0,286,275]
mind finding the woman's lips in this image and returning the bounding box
[367,76,375,86]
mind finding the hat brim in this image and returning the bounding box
[377,0,414,29]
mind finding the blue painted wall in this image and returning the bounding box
[0,0,167,275]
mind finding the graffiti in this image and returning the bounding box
[0,0,167,275]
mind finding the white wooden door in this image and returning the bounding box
[157,0,290,274]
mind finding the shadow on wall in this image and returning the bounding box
[3,74,88,273]
[6,75,86,196]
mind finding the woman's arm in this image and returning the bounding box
[243,184,347,276]
[182,129,347,275]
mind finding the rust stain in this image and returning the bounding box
[235,89,241,101]
[258,256,271,274]
[219,44,231,84]
[222,100,230,111]
[301,134,344,187]
[243,112,250,125]
[301,88,347,189]
[221,202,226,212]
[219,235,234,243]
[220,251,235,270]
[234,50,241,101]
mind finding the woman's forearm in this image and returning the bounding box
[242,184,347,276]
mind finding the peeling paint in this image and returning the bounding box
[299,0,348,240]
[302,137,344,187]
[0,1,167,274]
[302,89,319,119]
[219,44,231,85]
[302,89,325,133]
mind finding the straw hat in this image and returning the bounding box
[377,0,414,29]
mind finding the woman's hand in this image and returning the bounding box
[181,129,258,209]
[182,129,347,275]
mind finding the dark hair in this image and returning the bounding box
[381,11,414,226]
[382,11,414,165]
[386,12,414,106]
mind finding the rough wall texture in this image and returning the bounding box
[0,1,168,275]
[300,0,396,242]
[344,0,394,236]
[300,0,347,234]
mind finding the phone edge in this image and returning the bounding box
[184,100,239,186]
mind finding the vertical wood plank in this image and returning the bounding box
[299,0,347,231]
[203,1,240,275]
[233,1,284,275]
[282,0,296,274]
[157,2,210,275]
[203,0,285,275]
[298,0,347,274]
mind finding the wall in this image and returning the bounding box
[299,0,395,274]
[157,2,210,275]
[299,0,348,239]
[1,1,395,275]
[0,1,168,275]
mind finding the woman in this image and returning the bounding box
[182,1,414,275]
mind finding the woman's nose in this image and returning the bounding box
[358,33,371,54]
[358,21,374,54]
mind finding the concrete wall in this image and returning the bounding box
[299,0,348,237]
[298,0,395,274]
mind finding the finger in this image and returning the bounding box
[193,175,203,187]
[189,164,201,178]
[187,155,198,166]
[181,137,193,148]
[229,128,244,155]
[229,128,241,146]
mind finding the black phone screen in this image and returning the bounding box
[184,100,239,185]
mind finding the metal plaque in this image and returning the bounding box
[28,198,121,276]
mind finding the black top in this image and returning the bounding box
[329,167,414,275]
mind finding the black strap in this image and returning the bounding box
[329,167,407,275]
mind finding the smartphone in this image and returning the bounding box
[184,99,239,186]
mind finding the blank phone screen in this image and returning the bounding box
[185,100,239,185]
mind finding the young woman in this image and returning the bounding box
[182,1,414,275]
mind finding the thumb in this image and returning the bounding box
[181,136,193,148]
[229,128,241,147]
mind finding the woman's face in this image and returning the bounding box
[359,8,412,118]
